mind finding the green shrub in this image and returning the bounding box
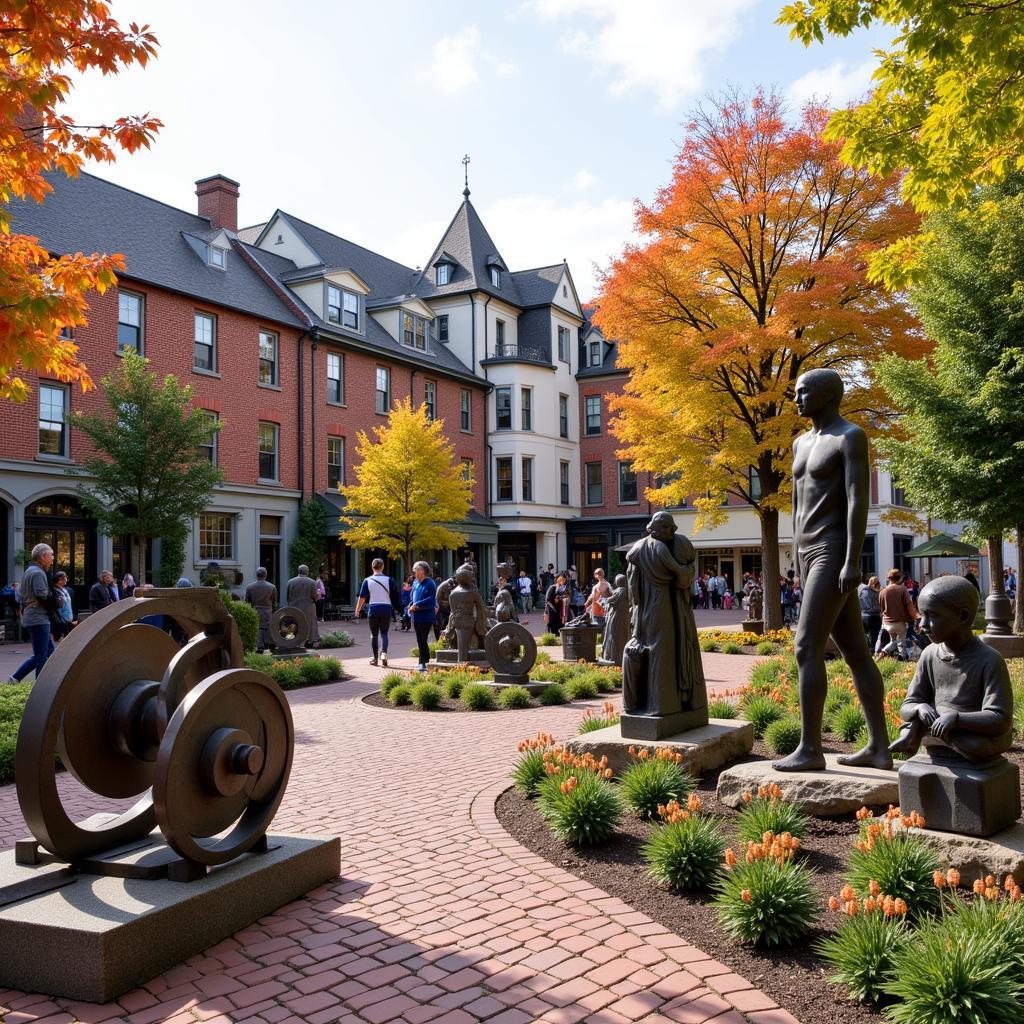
[755,642,777,656]
[538,771,623,845]
[721,641,743,655]
[441,673,469,699]
[498,685,532,709]
[244,652,276,673]
[818,913,912,1004]
[742,695,785,737]
[320,630,354,648]
[833,702,866,742]
[538,683,569,705]
[883,924,1022,1024]
[699,638,720,653]
[538,632,558,646]
[534,651,553,666]
[943,895,1024,971]
[707,699,738,720]
[512,750,548,795]
[271,663,303,690]
[876,657,903,681]
[644,816,726,891]
[763,716,803,757]
[566,676,599,700]
[593,672,615,694]
[0,683,31,785]
[715,858,817,947]
[221,591,259,652]
[380,672,407,697]
[847,830,940,918]
[320,656,344,679]
[411,681,442,710]
[461,682,497,710]
[158,531,186,586]
[619,755,694,819]
[387,683,412,706]
[298,657,331,685]
[736,793,808,844]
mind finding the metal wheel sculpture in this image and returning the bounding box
[484,621,537,677]
[270,606,308,651]
[15,588,293,879]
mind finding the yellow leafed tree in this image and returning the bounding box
[340,399,471,571]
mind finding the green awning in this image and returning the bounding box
[316,492,498,544]
[901,533,980,559]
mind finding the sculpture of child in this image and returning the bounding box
[600,573,630,667]
[889,575,1014,762]
[447,563,489,663]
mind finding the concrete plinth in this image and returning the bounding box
[486,675,548,695]
[740,620,763,635]
[271,648,309,660]
[432,649,488,667]
[0,833,340,1002]
[891,821,1024,886]
[898,750,1021,837]
[717,755,899,816]
[621,709,708,740]
[566,719,753,777]
[979,634,1024,659]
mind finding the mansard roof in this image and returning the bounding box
[576,309,621,378]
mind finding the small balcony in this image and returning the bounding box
[482,342,553,367]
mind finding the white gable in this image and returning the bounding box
[256,212,321,268]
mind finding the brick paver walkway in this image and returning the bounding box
[0,651,791,1024]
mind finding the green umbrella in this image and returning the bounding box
[900,533,980,559]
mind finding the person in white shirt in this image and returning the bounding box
[516,570,532,613]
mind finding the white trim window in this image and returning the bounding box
[194,312,216,371]
[436,263,450,286]
[375,367,390,414]
[327,351,344,404]
[38,383,68,457]
[584,395,601,435]
[424,380,437,420]
[258,422,279,481]
[259,330,278,386]
[208,244,227,269]
[118,290,144,354]
[199,512,234,561]
[557,325,569,362]
[402,311,428,350]
[198,411,218,465]
[489,266,501,288]
[495,386,512,430]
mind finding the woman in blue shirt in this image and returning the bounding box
[407,560,437,671]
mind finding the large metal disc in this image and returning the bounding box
[484,621,538,675]
[157,632,231,733]
[154,668,293,865]
[269,606,308,650]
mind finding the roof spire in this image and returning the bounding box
[462,153,471,198]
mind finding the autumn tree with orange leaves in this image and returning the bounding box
[596,91,925,629]
[0,1,161,401]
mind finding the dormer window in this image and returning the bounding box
[327,284,361,331]
[489,266,500,288]
[208,245,227,269]
[588,340,603,367]
[436,263,450,286]
[402,311,428,350]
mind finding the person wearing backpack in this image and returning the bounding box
[354,558,401,666]
[8,543,56,683]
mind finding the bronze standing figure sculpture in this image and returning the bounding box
[774,369,892,772]
[447,563,489,662]
[600,573,630,667]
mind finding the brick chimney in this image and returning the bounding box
[195,174,240,232]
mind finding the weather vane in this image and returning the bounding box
[462,154,471,198]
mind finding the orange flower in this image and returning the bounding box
[973,879,986,895]
[893,898,908,917]
[741,889,751,903]
[828,896,840,912]
[845,901,859,917]
[882,896,896,917]
[933,871,947,889]
[869,880,881,897]
[946,869,961,888]
[724,848,738,866]
[742,791,753,803]
[864,897,877,914]
[840,884,855,902]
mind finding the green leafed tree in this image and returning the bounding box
[340,398,471,571]
[875,173,1024,632]
[289,499,326,578]
[779,0,1024,286]
[68,351,224,581]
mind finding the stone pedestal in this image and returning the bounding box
[621,708,708,741]
[889,821,1024,886]
[431,648,488,668]
[270,648,309,660]
[740,620,763,635]
[566,720,753,777]
[718,755,899,816]
[0,833,340,1002]
[898,749,1021,838]
[979,634,1024,659]
[487,675,547,695]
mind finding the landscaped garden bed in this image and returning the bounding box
[698,628,794,656]
[496,654,1024,1024]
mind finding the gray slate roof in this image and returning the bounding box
[576,311,620,378]
[510,264,564,307]
[8,173,306,328]
[412,198,522,305]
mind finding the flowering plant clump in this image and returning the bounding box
[577,701,621,734]
[735,784,808,844]
[541,744,615,782]
[740,695,787,738]
[537,767,623,846]
[511,731,557,795]
[619,746,695,819]
[847,806,939,918]
[817,910,912,1004]
[643,794,726,892]
[714,855,817,947]
[701,629,793,647]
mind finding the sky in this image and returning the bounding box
[66,1,891,300]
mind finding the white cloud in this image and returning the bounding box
[526,0,757,109]
[787,59,875,109]
[496,61,518,76]
[431,26,481,95]
[563,169,598,192]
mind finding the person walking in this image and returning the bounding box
[545,574,567,635]
[285,564,320,647]
[858,575,882,651]
[89,570,118,612]
[400,574,413,630]
[8,543,56,683]
[515,570,533,615]
[245,567,278,654]
[354,558,401,667]
[51,571,75,641]
[315,572,327,622]
[878,569,918,659]
[584,567,612,625]
[407,560,437,671]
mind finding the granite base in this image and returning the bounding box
[980,634,1024,659]
[0,833,340,1002]
[620,709,708,741]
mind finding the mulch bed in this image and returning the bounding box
[496,736,1024,1024]
[361,689,616,714]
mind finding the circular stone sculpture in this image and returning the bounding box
[269,606,308,651]
[485,621,537,677]
[15,587,293,874]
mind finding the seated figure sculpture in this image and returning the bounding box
[891,575,1019,836]
[448,563,489,662]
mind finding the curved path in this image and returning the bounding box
[0,653,793,1024]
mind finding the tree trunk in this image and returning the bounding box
[760,507,783,631]
[1015,525,1024,636]
[988,533,1005,597]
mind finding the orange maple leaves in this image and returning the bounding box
[1,1,162,400]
